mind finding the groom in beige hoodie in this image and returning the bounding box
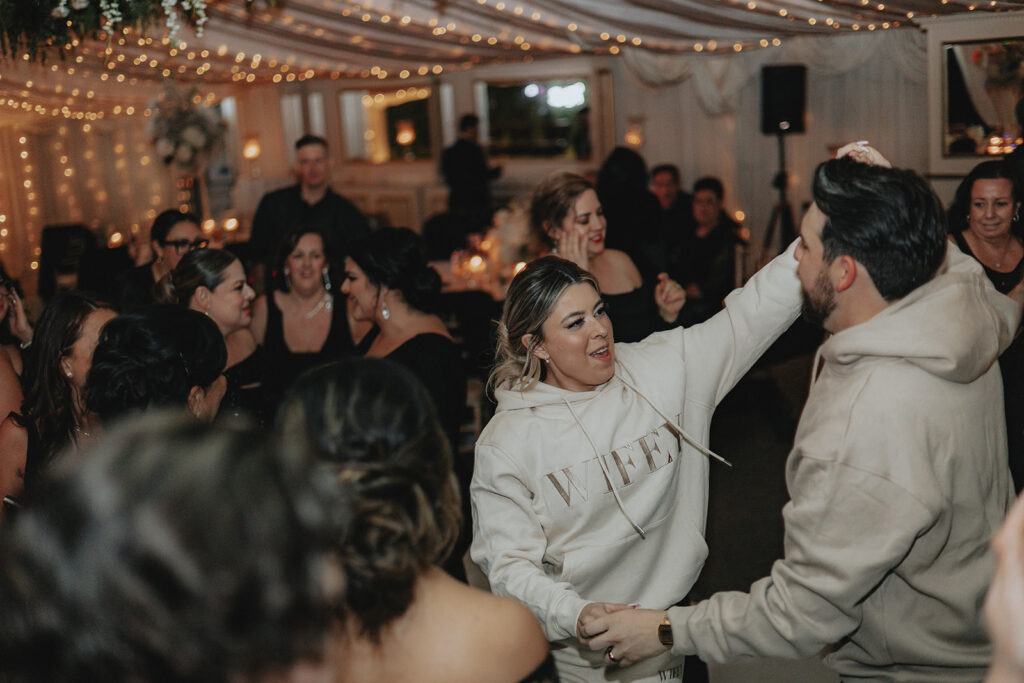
[583,146,1021,681]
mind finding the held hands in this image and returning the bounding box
[585,607,669,667]
[835,140,892,168]
[576,602,633,645]
[655,273,686,323]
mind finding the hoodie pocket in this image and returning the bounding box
[560,512,709,605]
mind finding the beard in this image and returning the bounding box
[800,268,837,329]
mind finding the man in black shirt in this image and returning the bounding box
[249,135,369,290]
[441,114,501,236]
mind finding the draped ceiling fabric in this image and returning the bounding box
[0,0,1020,282]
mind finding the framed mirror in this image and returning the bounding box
[944,37,1024,157]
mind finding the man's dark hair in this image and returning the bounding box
[295,134,328,151]
[693,176,724,200]
[458,114,479,132]
[651,164,681,184]
[813,156,946,301]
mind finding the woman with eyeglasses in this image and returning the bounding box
[115,209,207,311]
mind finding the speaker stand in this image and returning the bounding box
[762,132,797,260]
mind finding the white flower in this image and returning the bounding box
[51,5,70,18]
[70,0,90,10]
[181,126,207,148]
[155,138,175,157]
[175,145,195,164]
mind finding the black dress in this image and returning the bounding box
[604,282,666,343]
[953,230,1024,492]
[261,293,353,411]
[357,329,470,579]
[222,348,268,426]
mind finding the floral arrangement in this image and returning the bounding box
[144,83,222,169]
[0,1,265,60]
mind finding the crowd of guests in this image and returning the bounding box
[0,131,1023,683]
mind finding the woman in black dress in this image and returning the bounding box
[343,227,470,579]
[157,249,262,422]
[250,227,353,411]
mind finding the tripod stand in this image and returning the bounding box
[761,132,797,262]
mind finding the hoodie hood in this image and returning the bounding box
[822,243,1020,384]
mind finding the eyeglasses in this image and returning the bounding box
[163,238,209,252]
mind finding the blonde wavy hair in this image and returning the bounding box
[488,255,600,395]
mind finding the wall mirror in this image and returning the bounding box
[944,36,1024,157]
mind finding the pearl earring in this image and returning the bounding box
[66,370,73,378]
[381,300,390,320]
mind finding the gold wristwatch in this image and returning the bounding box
[658,613,673,647]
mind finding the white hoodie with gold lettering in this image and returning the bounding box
[470,244,802,670]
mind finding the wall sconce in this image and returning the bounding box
[395,120,416,147]
[624,116,645,147]
[242,135,261,160]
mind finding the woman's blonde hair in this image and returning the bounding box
[488,255,600,395]
[529,171,594,248]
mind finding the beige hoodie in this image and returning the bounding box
[669,244,1021,682]
[471,243,802,674]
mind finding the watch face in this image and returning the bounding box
[658,619,673,647]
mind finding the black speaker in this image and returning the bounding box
[761,65,806,135]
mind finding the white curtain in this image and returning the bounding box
[614,29,929,264]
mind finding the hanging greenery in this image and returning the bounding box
[0,1,265,62]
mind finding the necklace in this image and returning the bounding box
[304,292,333,319]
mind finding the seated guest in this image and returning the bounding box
[157,249,263,423]
[276,358,553,682]
[342,227,469,579]
[948,159,1024,492]
[250,227,353,411]
[671,176,745,325]
[530,171,685,342]
[115,209,206,311]
[595,147,663,279]
[0,412,346,682]
[86,306,227,425]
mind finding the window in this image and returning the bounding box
[484,79,591,159]
[339,87,433,163]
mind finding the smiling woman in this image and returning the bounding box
[473,244,803,681]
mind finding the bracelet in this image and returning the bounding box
[18,339,31,350]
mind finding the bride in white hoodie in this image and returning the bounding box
[470,242,803,681]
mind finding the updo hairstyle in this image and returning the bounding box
[155,248,239,307]
[529,171,594,249]
[86,305,228,425]
[489,255,600,394]
[276,358,459,643]
[0,413,347,682]
[347,227,442,314]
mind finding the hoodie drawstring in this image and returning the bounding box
[562,397,647,539]
[616,374,733,468]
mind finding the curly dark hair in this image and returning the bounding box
[0,412,347,682]
[346,227,442,314]
[86,305,227,425]
[276,358,460,643]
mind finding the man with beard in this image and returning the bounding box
[580,145,1022,681]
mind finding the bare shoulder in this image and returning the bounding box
[593,250,643,292]
[444,580,548,681]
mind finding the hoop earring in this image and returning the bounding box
[322,267,331,291]
[381,300,390,320]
